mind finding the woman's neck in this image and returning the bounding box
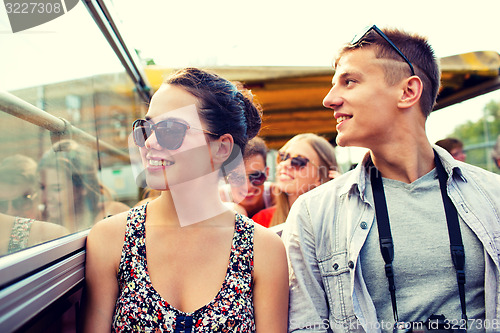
[152,170,232,227]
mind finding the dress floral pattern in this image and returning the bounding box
[112,203,255,332]
[8,216,34,253]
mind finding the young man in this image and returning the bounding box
[436,137,467,162]
[220,137,276,219]
[282,26,500,332]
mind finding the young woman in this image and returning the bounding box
[84,68,288,332]
[252,133,341,228]
[38,140,129,232]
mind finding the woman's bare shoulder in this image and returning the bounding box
[251,222,288,296]
[87,210,130,254]
[90,210,129,239]
[252,223,286,266]
[86,210,132,274]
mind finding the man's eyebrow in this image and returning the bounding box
[333,70,362,83]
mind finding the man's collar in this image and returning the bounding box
[338,146,466,200]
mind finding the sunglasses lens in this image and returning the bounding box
[351,25,373,45]
[249,172,267,186]
[155,121,188,150]
[290,157,308,169]
[132,120,150,147]
[278,152,309,169]
[228,174,244,186]
[132,119,188,150]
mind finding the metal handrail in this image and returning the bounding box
[0,90,129,161]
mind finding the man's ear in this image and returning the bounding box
[211,134,234,165]
[398,76,423,109]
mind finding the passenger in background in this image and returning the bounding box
[0,154,68,256]
[0,212,68,256]
[134,187,161,207]
[0,154,41,220]
[435,137,467,162]
[38,139,129,232]
[252,133,340,228]
[100,184,130,218]
[492,134,500,169]
[84,67,288,332]
[220,137,277,218]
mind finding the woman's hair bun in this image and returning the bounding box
[233,82,262,140]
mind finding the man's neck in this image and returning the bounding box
[370,140,435,184]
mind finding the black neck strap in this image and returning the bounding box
[369,150,467,324]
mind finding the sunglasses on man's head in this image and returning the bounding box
[351,24,415,76]
[277,152,317,169]
[0,193,36,214]
[132,118,219,150]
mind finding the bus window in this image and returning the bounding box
[0,1,147,256]
[0,0,152,331]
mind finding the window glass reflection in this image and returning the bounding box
[0,155,40,220]
[38,140,102,231]
[0,2,144,256]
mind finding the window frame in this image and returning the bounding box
[0,231,88,332]
[0,0,151,331]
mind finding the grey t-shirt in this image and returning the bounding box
[360,168,485,331]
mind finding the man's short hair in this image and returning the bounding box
[435,138,464,154]
[244,137,268,166]
[336,27,441,117]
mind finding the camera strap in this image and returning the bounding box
[369,150,467,324]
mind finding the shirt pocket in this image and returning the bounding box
[318,251,355,324]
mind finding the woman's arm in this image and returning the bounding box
[253,225,289,332]
[83,214,126,333]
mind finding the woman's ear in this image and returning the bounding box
[211,134,234,165]
[398,76,423,109]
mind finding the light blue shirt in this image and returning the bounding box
[282,146,500,332]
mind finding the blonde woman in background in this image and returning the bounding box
[252,133,341,228]
[38,140,129,232]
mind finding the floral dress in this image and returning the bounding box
[8,216,34,253]
[112,204,255,332]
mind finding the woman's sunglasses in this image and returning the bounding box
[227,170,267,187]
[277,152,317,169]
[0,193,36,214]
[132,118,219,150]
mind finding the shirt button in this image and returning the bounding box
[333,263,339,270]
[360,221,368,229]
[348,261,354,269]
